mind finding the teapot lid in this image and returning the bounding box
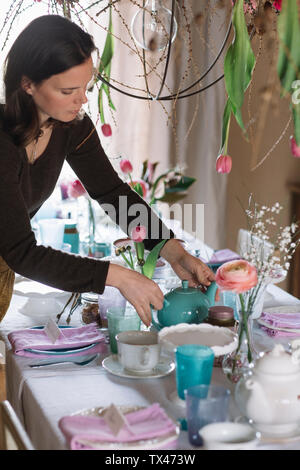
[173,280,199,295]
[255,344,300,375]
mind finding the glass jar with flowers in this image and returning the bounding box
[215,259,259,383]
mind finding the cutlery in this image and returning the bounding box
[29,355,97,368]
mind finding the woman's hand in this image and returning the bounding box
[106,263,164,327]
[160,239,216,288]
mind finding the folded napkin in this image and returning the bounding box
[8,323,107,358]
[209,249,241,264]
[259,311,300,337]
[59,403,177,450]
[260,326,299,337]
[261,312,300,329]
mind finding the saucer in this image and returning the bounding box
[102,355,175,379]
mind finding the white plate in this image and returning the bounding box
[72,405,179,450]
[14,280,68,298]
[102,355,175,379]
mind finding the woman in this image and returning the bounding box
[0,15,215,326]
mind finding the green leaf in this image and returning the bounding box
[164,175,196,193]
[143,240,168,279]
[98,6,114,76]
[224,0,255,132]
[98,87,105,124]
[134,242,144,265]
[292,103,300,146]
[277,0,300,97]
[156,193,187,203]
[141,160,149,180]
[133,182,144,197]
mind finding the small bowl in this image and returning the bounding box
[158,323,238,367]
[199,422,260,450]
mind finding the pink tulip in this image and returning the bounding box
[68,179,87,199]
[290,136,300,158]
[129,179,148,198]
[131,226,147,243]
[101,123,112,137]
[216,154,232,174]
[120,159,133,174]
[216,260,258,294]
[273,0,282,10]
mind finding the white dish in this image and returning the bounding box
[199,422,260,450]
[158,323,238,365]
[72,405,179,450]
[102,355,175,379]
[14,279,68,298]
[19,297,65,320]
[262,305,300,315]
[236,416,300,443]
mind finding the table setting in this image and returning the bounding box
[1,215,300,451]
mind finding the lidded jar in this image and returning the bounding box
[80,292,101,327]
[206,306,236,329]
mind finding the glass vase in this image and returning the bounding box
[222,307,257,384]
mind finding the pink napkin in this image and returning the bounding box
[259,311,300,337]
[8,323,107,358]
[209,249,241,264]
[59,403,177,450]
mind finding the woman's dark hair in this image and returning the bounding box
[2,15,96,147]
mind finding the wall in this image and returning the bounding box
[225,34,300,295]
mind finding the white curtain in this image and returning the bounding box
[83,0,229,249]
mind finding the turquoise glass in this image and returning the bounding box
[175,345,214,399]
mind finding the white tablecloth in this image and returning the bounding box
[1,282,300,451]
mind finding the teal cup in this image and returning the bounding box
[175,345,215,400]
[107,307,141,354]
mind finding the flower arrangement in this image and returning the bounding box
[115,225,167,280]
[240,197,300,284]
[119,158,196,205]
[216,259,259,381]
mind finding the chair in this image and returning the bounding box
[0,400,34,450]
[236,228,274,261]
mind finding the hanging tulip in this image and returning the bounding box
[216,154,232,174]
[101,123,112,137]
[290,136,300,158]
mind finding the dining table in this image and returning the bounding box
[1,233,300,451]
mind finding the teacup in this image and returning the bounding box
[116,331,161,374]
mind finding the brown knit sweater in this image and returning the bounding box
[0,114,173,294]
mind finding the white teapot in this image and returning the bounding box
[235,342,300,436]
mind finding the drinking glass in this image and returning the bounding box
[107,306,141,354]
[175,345,214,400]
[185,384,231,446]
[38,219,65,250]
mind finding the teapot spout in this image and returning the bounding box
[205,281,218,306]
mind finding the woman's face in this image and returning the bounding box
[23,57,94,124]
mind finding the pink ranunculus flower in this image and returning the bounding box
[216,154,232,174]
[131,226,147,243]
[215,260,258,294]
[67,179,87,199]
[290,136,300,158]
[120,159,133,174]
[101,123,112,137]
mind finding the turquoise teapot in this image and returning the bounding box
[151,280,218,330]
